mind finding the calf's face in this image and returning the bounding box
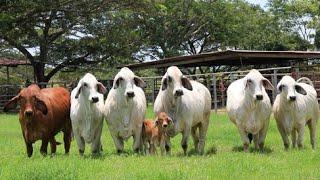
[113,67,146,99]
[75,73,106,103]
[244,70,273,101]
[161,66,192,97]
[277,76,307,102]
[155,112,173,129]
[4,84,48,122]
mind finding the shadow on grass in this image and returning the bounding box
[232,145,273,154]
[176,146,218,157]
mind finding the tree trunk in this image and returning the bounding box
[34,62,47,88]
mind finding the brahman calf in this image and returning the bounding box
[104,67,147,153]
[4,84,72,157]
[226,69,274,152]
[154,66,211,155]
[142,112,173,155]
[70,73,106,155]
[273,76,319,149]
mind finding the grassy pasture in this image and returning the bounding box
[0,107,320,179]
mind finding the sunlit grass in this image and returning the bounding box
[1,107,320,179]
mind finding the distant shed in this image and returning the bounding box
[122,50,320,70]
[0,57,30,84]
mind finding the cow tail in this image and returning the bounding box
[297,77,314,87]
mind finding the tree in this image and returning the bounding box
[0,0,145,83]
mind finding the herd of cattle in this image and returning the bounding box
[3,66,319,157]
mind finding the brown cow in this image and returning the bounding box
[142,112,173,155]
[4,84,72,157]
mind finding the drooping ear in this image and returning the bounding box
[134,76,147,89]
[114,77,123,89]
[181,76,193,91]
[35,97,48,115]
[97,82,107,94]
[3,94,20,112]
[154,118,159,128]
[167,116,173,124]
[262,78,274,90]
[75,86,82,99]
[161,76,168,91]
[277,84,284,93]
[245,78,252,88]
[295,84,307,95]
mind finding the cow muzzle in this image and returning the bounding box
[91,97,99,103]
[126,91,135,98]
[289,96,296,101]
[24,109,33,117]
[174,89,184,97]
[255,94,263,101]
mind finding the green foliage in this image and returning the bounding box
[0,0,319,82]
[1,108,320,179]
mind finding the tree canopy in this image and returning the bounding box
[0,0,318,83]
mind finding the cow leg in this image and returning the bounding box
[276,121,290,150]
[291,129,297,148]
[258,122,269,151]
[144,141,149,155]
[74,132,85,155]
[111,133,124,153]
[307,119,317,149]
[63,121,72,154]
[237,126,250,152]
[160,138,166,156]
[49,138,57,155]
[25,141,33,157]
[40,139,49,156]
[23,132,33,157]
[133,128,142,153]
[181,126,191,156]
[297,123,305,149]
[253,134,259,150]
[198,119,209,155]
[191,124,199,153]
[91,124,103,155]
[150,143,157,155]
[165,138,171,155]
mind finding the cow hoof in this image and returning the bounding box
[117,149,123,154]
[92,149,101,156]
[79,149,84,155]
[133,148,140,154]
[284,144,289,150]
[182,144,188,155]
[165,145,170,152]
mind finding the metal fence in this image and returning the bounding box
[141,67,293,113]
[1,66,320,113]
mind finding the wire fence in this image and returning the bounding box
[1,66,320,113]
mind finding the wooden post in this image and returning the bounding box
[6,66,9,84]
[272,69,278,102]
[212,74,218,114]
[153,78,156,104]
[295,67,300,79]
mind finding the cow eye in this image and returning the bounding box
[83,83,88,87]
[167,76,172,83]
[247,79,252,83]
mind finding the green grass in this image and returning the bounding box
[1,107,320,179]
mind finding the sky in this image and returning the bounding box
[246,0,268,8]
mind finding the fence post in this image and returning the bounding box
[153,78,156,103]
[212,74,218,114]
[295,67,300,79]
[272,69,278,102]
